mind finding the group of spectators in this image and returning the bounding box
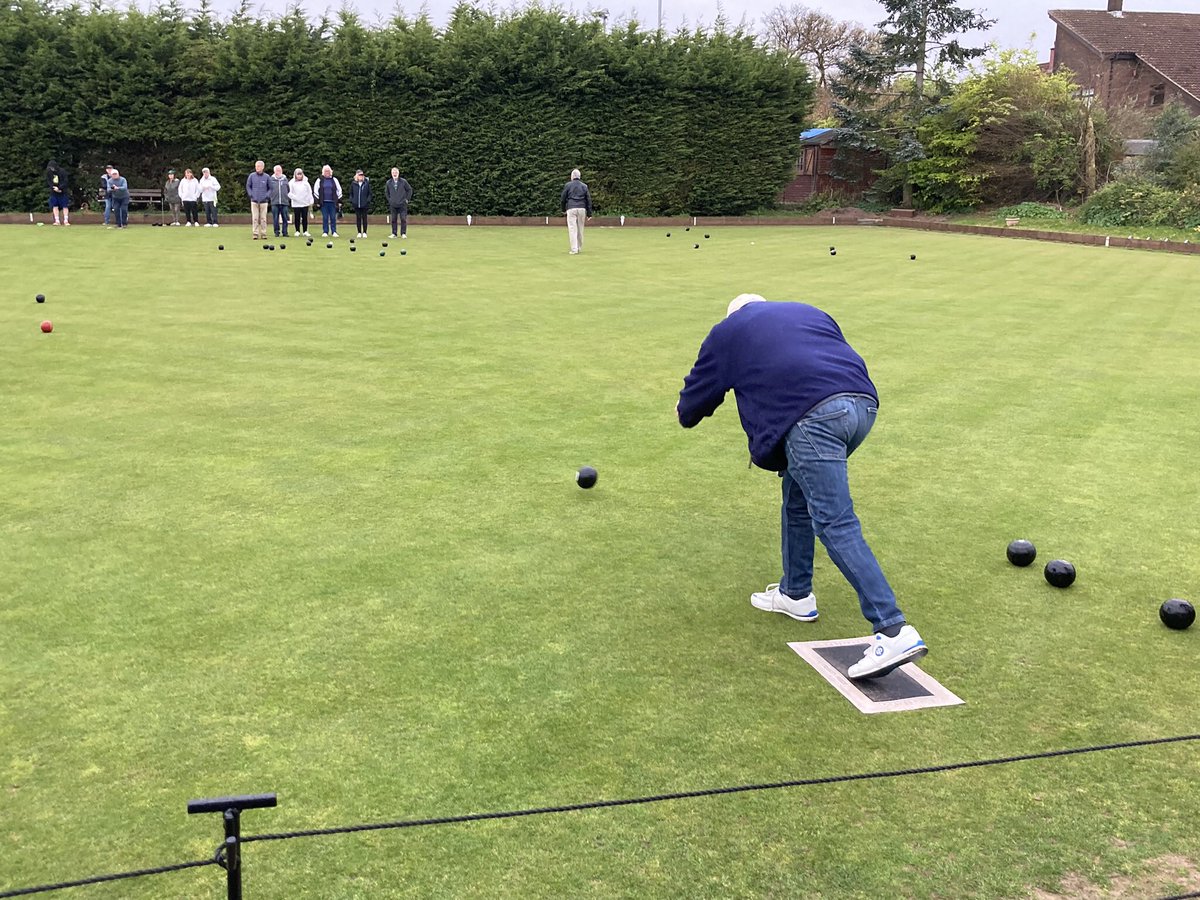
[84,162,414,239]
[46,161,595,251]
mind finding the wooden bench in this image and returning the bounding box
[96,187,163,208]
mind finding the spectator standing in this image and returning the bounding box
[245,160,271,239]
[100,165,114,227]
[560,168,593,255]
[385,167,412,239]
[268,165,290,237]
[163,170,181,225]
[198,167,221,227]
[178,169,201,226]
[46,160,70,226]
[349,169,372,237]
[108,168,130,229]
[312,165,342,237]
[288,168,313,236]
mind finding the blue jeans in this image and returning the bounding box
[203,201,218,225]
[780,393,904,632]
[103,196,112,225]
[321,200,337,234]
[113,198,129,228]
[272,203,289,235]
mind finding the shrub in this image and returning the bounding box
[1079,180,1178,228]
[995,202,1065,220]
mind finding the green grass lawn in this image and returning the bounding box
[2,222,1199,899]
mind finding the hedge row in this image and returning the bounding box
[0,1,813,215]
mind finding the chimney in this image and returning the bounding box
[1108,0,1123,12]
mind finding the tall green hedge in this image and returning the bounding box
[0,1,813,215]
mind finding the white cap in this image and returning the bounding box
[727,294,766,317]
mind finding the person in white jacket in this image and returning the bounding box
[177,168,202,226]
[198,167,221,227]
[288,168,314,237]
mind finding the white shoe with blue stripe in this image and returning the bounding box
[847,626,927,680]
[750,584,818,622]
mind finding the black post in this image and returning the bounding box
[223,808,242,900]
[188,793,277,900]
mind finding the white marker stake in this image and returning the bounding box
[620,215,625,226]
[467,214,472,226]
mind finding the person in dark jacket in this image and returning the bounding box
[268,165,290,237]
[349,170,371,237]
[107,168,131,229]
[245,160,271,239]
[46,160,70,225]
[676,294,927,680]
[312,165,342,237]
[163,170,181,225]
[560,168,592,254]
[385,167,412,239]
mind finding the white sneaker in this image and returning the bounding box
[304,232,311,237]
[332,232,339,237]
[204,223,212,227]
[321,232,328,237]
[401,234,407,239]
[847,626,927,680]
[750,584,818,622]
[213,224,219,228]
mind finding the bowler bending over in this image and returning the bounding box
[676,294,926,679]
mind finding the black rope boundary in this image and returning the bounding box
[242,733,1200,842]
[0,858,215,898]
[3,733,1199,898]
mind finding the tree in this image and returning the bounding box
[760,5,871,89]
[833,0,994,208]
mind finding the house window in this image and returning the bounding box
[1150,84,1165,106]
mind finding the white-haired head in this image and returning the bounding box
[571,168,581,180]
[727,294,766,317]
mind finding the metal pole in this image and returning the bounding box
[223,808,242,900]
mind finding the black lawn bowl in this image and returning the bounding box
[379,251,386,257]
[1160,598,1195,631]
[326,242,333,249]
[351,246,356,252]
[911,254,917,260]
[400,249,406,256]
[704,234,710,239]
[1006,540,1037,567]
[382,242,388,248]
[693,243,700,249]
[830,250,837,256]
[262,243,270,251]
[218,245,224,250]
[576,466,598,489]
[279,243,285,250]
[35,293,45,303]
[1044,559,1076,588]
[685,226,690,231]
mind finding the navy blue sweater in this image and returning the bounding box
[677,301,877,471]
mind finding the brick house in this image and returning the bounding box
[1050,0,1200,116]
[779,128,882,204]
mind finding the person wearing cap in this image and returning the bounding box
[164,170,181,225]
[245,160,271,239]
[675,294,927,681]
[45,160,70,226]
[107,168,130,229]
[100,165,115,227]
[178,168,201,226]
[268,165,290,237]
[385,167,412,239]
[312,165,342,237]
[349,169,371,238]
[288,168,314,237]
[560,168,592,255]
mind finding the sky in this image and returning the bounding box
[212,0,1200,57]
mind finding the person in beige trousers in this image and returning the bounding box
[560,168,593,254]
[245,160,271,239]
